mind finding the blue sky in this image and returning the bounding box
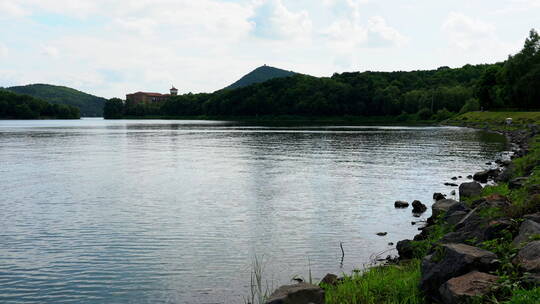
[0,0,538,98]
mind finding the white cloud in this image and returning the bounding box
[41,45,59,57]
[367,16,408,47]
[250,0,312,40]
[0,1,29,18]
[0,44,8,57]
[442,12,496,51]
[441,12,521,64]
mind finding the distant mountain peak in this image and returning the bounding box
[224,65,297,90]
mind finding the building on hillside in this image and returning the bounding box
[126,86,178,105]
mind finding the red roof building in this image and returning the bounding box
[126,87,178,105]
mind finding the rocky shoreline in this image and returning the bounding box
[262,124,540,304]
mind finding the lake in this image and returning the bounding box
[0,119,507,303]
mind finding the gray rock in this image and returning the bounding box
[319,273,338,286]
[445,183,459,187]
[439,271,499,304]
[496,164,516,183]
[394,200,409,208]
[433,193,446,201]
[524,212,540,224]
[513,241,540,274]
[412,200,427,214]
[397,239,415,260]
[445,211,468,226]
[432,199,461,219]
[459,182,483,199]
[265,283,325,304]
[377,232,388,236]
[509,177,528,190]
[420,243,498,299]
[513,220,540,247]
[473,171,489,183]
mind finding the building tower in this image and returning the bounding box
[170,86,178,96]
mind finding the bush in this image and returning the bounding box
[417,108,433,120]
[459,98,481,114]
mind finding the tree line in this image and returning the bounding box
[0,90,80,119]
[104,29,539,120]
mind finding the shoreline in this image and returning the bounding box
[263,118,540,304]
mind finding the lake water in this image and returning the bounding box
[0,119,507,303]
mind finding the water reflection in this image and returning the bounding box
[0,119,506,303]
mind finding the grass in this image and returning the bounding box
[504,288,540,303]
[323,260,424,304]
[451,111,540,126]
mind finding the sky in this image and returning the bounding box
[0,0,538,99]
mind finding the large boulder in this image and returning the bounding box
[439,271,499,304]
[513,241,540,283]
[459,182,483,199]
[432,199,461,219]
[445,211,469,226]
[420,243,498,299]
[397,239,415,260]
[513,220,540,247]
[265,283,325,304]
[440,207,512,245]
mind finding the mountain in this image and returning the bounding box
[6,84,107,117]
[224,65,297,90]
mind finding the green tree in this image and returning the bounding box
[103,98,124,119]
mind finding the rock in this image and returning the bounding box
[433,193,446,201]
[501,160,512,167]
[451,190,456,196]
[394,200,409,208]
[412,200,427,214]
[377,232,388,236]
[388,242,394,246]
[432,199,461,219]
[467,175,473,179]
[486,162,492,165]
[524,212,540,224]
[319,273,338,286]
[483,218,514,241]
[458,176,463,178]
[473,171,489,183]
[509,177,528,190]
[445,211,468,226]
[420,243,498,299]
[496,164,516,183]
[397,240,415,260]
[445,183,459,187]
[513,241,540,274]
[459,182,483,199]
[451,177,458,180]
[265,283,325,304]
[513,220,540,247]
[439,271,499,304]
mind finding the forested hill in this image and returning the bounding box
[224,65,296,90]
[104,29,540,120]
[0,90,80,119]
[7,84,106,117]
